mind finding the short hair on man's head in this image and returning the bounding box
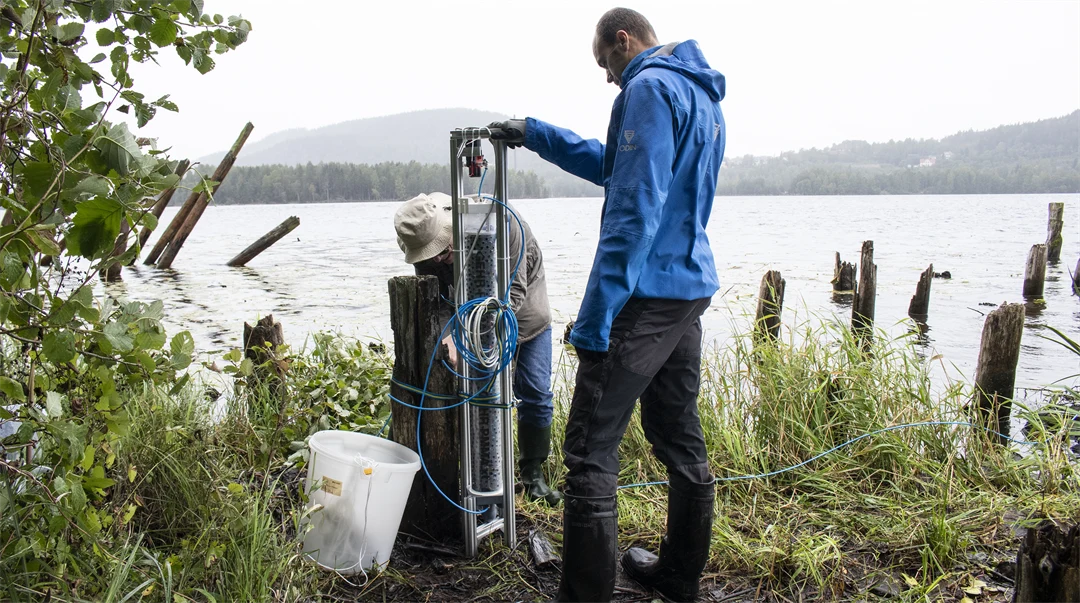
[596,8,658,47]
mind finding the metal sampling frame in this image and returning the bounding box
[449,128,516,556]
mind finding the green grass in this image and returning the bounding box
[3,320,1077,601]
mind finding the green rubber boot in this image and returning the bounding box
[518,423,563,506]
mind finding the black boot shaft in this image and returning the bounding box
[555,494,618,602]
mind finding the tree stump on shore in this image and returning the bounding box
[1023,244,1048,298]
[851,241,876,345]
[1014,520,1079,602]
[754,270,785,343]
[243,314,286,395]
[908,264,933,318]
[1046,202,1065,263]
[972,303,1024,444]
[833,252,856,292]
[388,275,460,543]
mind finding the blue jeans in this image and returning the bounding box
[514,326,554,428]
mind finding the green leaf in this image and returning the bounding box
[153,95,179,112]
[43,330,77,364]
[59,22,85,42]
[138,213,158,232]
[73,175,112,197]
[96,27,115,46]
[90,52,107,64]
[170,331,194,369]
[93,123,141,175]
[83,465,115,490]
[189,0,204,19]
[22,162,57,199]
[67,197,123,258]
[0,377,25,402]
[104,322,134,353]
[149,17,178,47]
[191,48,215,74]
[25,229,61,256]
[45,391,65,418]
[92,0,114,22]
[57,85,83,113]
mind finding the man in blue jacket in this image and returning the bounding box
[490,7,726,602]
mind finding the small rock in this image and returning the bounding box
[994,559,1016,581]
[933,271,952,279]
[868,573,902,598]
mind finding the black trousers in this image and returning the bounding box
[564,297,713,498]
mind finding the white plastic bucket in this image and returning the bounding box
[301,430,421,574]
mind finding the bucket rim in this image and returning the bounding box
[308,430,420,472]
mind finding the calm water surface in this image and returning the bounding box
[103,194,1079,390]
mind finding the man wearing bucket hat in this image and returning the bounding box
[393,192,562,506]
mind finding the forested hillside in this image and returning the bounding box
[194,110,1079,202]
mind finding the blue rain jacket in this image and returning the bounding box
[524,40,727,352]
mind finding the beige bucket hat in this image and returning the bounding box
[394,192,453,264]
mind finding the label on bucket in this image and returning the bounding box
[322,477,343,496]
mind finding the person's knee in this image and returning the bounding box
[565,470,618,499]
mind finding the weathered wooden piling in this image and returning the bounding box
[146,123,253,268]
[972,302,1024,444]
[135,159,191,257]
[1046,202,1065,263]
[227,216,300,267]
[907,264,933,318]
[243,314,286,394]
[1013,520,1079,603]
[754,270,786,342]
[851,241,877,340]
[833,252,856,292]
[388,275,460,541]
[1022,244,1048,298]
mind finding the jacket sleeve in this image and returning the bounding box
[524,117,605,186]
[569,83,676,352]
[506,210,527,313]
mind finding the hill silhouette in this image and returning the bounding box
[196,109,1079,200]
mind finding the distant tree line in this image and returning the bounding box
[716,110,1079,196]
[189,111,1078,203]
[186,161,549,205]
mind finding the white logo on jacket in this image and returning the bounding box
[620,129,638,151]
[713,123,721,141]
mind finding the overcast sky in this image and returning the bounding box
[126,0,1080,161]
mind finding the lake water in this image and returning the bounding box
[102,194,1080,391]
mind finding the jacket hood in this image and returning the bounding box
[621,40,726,102]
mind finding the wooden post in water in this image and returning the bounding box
[243,314,286,396]
[851,241,876,341]
[388,275,460,542]
[155,123,253,269]
[227,216,300,267]
[1014,520,1079,603]
[907,264,933,318]
[147,123,253,268]
[754,270,786,342]
[833,252,856,292]
[1022,244,1048,298]
[1046,202,1065,263]
[972,302,1024,444]
[134,159,191,258]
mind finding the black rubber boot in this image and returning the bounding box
[555,494,618,602]
[621,477,715,602]
[518,423,563,505]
